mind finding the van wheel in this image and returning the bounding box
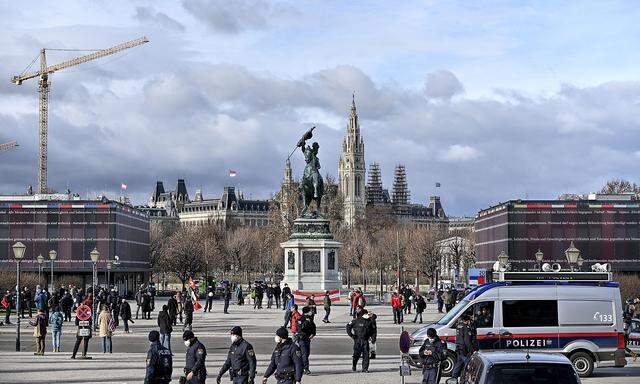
[441,351,456,377]
[570,352,594,377]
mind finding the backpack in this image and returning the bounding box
[156,347,173,379]
[108,317,116,332]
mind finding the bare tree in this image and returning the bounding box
[600,178,640,194]
[406,226,443,289]
[163,226,205,290]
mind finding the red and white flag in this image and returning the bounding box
[229,170,237,178]
[187,277,201,310]
[293,289,340,303]
[121,183,127,190]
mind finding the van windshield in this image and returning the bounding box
[486,363,579,384]
[436,299,470,325]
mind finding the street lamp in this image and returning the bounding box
[90,248,100,328]
[12,241,27,352]
[36,254,44,283]
[498,251,509,270]
[535,249,544,271]
[107,260,112,288]
[565,241,580,271]
[48,250,57,291]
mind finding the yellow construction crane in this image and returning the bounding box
[11,36,149,194]
[0,140,19,153]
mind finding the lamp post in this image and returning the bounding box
[37,254,44,283]
[107,260,112,288]
[565,241,580,272]
[498,251,509,270]
[535,249,544,271]
[48,250,57,291]
[12,241,27,352]
[90,248,100,329]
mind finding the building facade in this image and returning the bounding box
[475,195,640,272]
[179,186,271,227]
[338,95,366,226]
[0,194,150,294]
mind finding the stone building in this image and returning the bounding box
[338,95,366,226]
[179,186,271,227]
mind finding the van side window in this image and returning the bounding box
[454,301,495,329]
[502,300,558,327]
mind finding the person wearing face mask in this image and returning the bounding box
[216,326,257,384]
[182,330,207,384]
[262,327,302,384]
[145,330,173,384]
[418,328,444,384]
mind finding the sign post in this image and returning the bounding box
[75,304,93,359]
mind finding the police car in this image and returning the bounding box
[444,351,581,384]
[628,318,640,355]
[408,270,627,377]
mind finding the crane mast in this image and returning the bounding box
[11,36,148,194]
[0,140,19,153]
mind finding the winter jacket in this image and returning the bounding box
[99,310,113,338]
[391,295,403,308]
[49,310,64,332]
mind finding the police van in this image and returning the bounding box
[408,271,627,377]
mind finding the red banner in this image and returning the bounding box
[293,289,340,303]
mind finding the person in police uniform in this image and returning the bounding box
[145,330,173,384]
[346,306,375,373]
[217,326,257,384]
[451,314,476,379]
[262,327,302,384]
[419,328,444,384]
[183,330,207,384]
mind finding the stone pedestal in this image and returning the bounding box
[280,218,342,291]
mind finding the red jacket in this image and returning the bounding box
[391,295,402,308]
[290,310,301,333]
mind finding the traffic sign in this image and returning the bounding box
[76,304,91,321]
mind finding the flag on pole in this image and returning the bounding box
[187,277,202,310]
[229,170,237,178]
[121,183,128,190]
[188,277,197,290]
[435,182,441,188]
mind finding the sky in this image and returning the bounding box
[2,1,640,216]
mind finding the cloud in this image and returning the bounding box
[423,70,464,100]
[438,144,481,162]
[181,0,295,34]
[134,6,186,32]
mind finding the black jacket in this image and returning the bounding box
[419,336,444,368]
[167,297,178,315]
[120,301,132,320]
[157,311,172,334]
[455,322,477,356]
[145,341,173,384]
[185,338,207,377]
[346,315,375,341]
[264,339,303,382]
[218,338,257,380]
[296,315,317,342]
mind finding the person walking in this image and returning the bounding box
[176,290,184,324]
[22,286,33,318]
[261,327,303,384]
[419,328,444,384]
[451,314,477,379]
[120,298,132,333]
[216,326,257,384]
[98,305,113,353]
[223,283,232,314]
[183,298,194,331]
[289,305,301,334]
[142,291,153,320]
[204,286,214,312]
[145,330,173,384]
[283,294,294,328]
[30,309,48,355]
[297,307,316,375]
[304,296,317,321]
[135,286,144,320]
[158,305,173,353]
[60,290,74,322]
[436,289,444,313]
[235,284,244,306]
[281,284,291,311]
[168,294,179,325]
[322,290,331,323]
[444,288,455,313]
[266,285,274,309]
[3,290,13,325]
[49,306,64,352]
[391,292,403,324]
[413,293,426,323]
[183,330,207,384]
[274,284,281,309]
[346,306,375,373]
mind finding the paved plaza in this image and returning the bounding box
[1,300,639,383]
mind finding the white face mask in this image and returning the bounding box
[231,335,240,343]
[275,336,282,343]
[184,340,191,347]
[428,337,435,343]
